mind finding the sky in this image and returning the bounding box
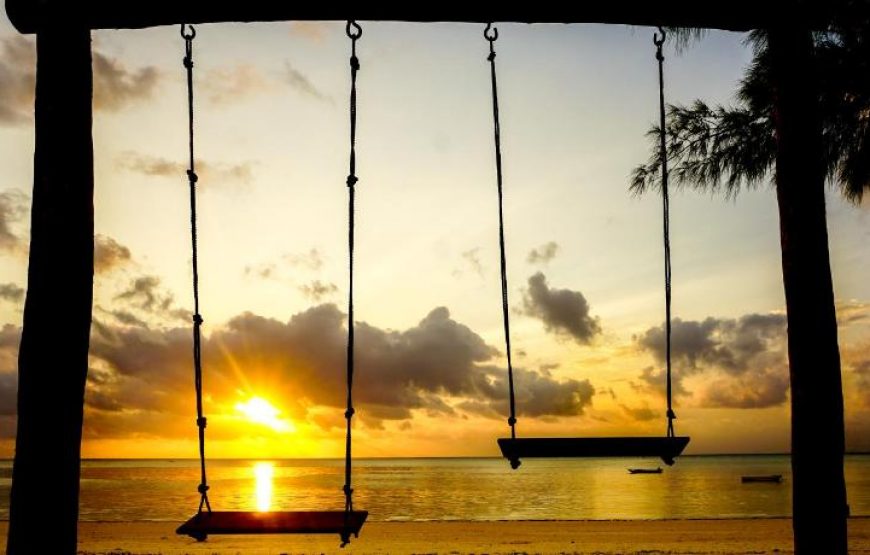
[0,17,867,459]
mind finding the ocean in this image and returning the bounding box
[1,455,868,521]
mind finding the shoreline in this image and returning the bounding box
[0,517,866,554]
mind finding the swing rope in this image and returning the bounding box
[341,19,362,548]
[485,23,518,443]
[181,23,211,513]
[654,27,676,438]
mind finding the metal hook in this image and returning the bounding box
[180,23,196,40]
[346,20,362,40]
[653,26,666,47]
[484,22,498,42]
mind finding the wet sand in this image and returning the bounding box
[0,518,867,554]
[0,517,850,554]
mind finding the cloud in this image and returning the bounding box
[635,313,789,408]
[837,301,870,325]
[284,62,332,104]
[0,189,28,251]
[0,36,35,125]
[637,314,786,374]
[620,403,659,422]
[116,152,254,186]
[201,64,271,105]
[299,280,338,301]
[84,304,595,438]
[92,51,160,111]
[94,234,131,274]
[112,275,188,325]
[0,37,160,126]
[285,249,324,271]
[521,272,601,344]
[0,283,24,303]
[527,241,559,265]
[288,22,327,42]
[460,248,484,277]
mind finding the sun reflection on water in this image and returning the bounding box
[253,462,273,512]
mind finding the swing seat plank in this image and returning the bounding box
[498,436,690,466]
[176,510,368,540]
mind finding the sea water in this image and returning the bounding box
[0,455,867,521]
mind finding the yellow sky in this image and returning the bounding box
[0,19,868,458]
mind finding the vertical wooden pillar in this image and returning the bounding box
[6,23,94,555]
[768,26,848,555]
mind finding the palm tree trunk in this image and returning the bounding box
[768,25,848,555]
[6,24,94,555]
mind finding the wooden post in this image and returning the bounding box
[768,26,848,555]
[6,23,94,555]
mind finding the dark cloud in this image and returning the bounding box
[522,272,601,344]
[637,314,786,374]
[116,152,254,186]
[284,62,332,104]
[635,313,789,408]
[112,275,188,325]
[0,283,24,303]
[527,241,559,265]
[85,304,595,438]
[114,276,164,311]
[0,38,159,126]
[92,51,159,111]
[94,234,131,274]
[0,189,28,251]
[299,280,338,301]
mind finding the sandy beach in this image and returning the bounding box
[0,517,862,554]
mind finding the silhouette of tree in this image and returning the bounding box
[631,12,868,554]
[632,20,869,201]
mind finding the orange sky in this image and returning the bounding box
[0,20,867,458]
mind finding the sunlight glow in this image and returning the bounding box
[253,462,273,512]
[235,396,296,433]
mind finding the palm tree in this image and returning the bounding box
[631,13,868,555]
[632,26,869,200]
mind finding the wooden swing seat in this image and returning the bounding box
[176,510,368,541]
[498,436,690,467]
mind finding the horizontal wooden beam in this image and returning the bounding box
[6,0,838,34]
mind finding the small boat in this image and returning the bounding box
[628,467,663,474]
[741,474,783,483]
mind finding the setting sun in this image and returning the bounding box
[235,397,296,433]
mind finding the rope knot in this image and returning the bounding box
[507,416,516,427]
[343,484,354,495]
[346,175,358,187]
[192,313,203,325]
[183,56,193,69]
[197,483,210,494]
[488,51,496,62]
[345,407,355,419]
[187,169,199,183]
[666,409,676,420]
[656,50,665,62]
[197,416,207,428]
[350,56,360,71]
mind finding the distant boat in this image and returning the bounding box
[628,467,663,474]
[741,474,783,483]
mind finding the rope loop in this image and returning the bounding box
[484,22,498,42]
[180,23,196,40]
[346,20,362,40]
[653,26,666,48]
